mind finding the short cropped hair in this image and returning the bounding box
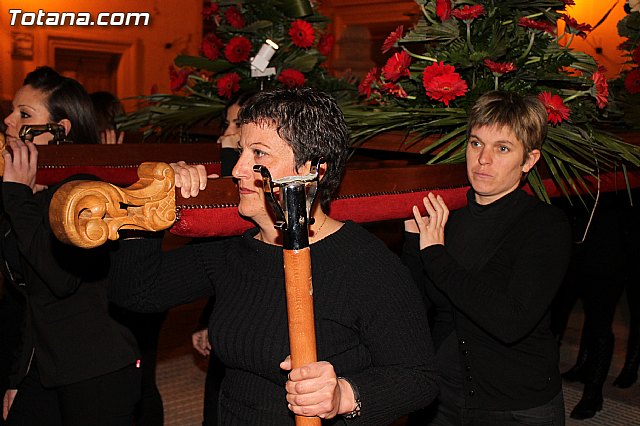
[467,91,547,164]
[237,87,350,211]
[24,66,100,144]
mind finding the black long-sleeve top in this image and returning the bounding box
[1,178,138,388]
[110,221,438,425]
[402,189,571,411]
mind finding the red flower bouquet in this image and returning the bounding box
[278,69,306,88]
[121,0,354,140]
[201,33,223,61]
[216,72,241,99]
[289,19,315,49]
[343,0,639,200]
[538,92,571,125]
[382,51,411,82]
[422,62,468,106]
[224,36,252,63]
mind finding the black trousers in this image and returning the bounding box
[6,363,141,426]
[110,305,166,426]
[429,391,565,426]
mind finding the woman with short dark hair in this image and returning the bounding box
[110,87,439,424]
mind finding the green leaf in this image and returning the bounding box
[285,54,319,72]
[174,56,234,73]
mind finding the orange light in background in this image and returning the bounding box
[561,1,629,78]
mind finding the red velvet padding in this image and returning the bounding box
[36,164,221,186]
[170,186,471,238]
[169,169,640,238]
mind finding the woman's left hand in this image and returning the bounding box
[412,192,449,250]
[280,356,351,419]
[2,139,47,193]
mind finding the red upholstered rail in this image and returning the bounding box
[171,165,640,238]
[35,143,221,186]
[33,143,640,238]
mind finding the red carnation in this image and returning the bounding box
[422,62,468,106]
[381,82,408,99]
[224,6,245,29]
[632,45,640,64]
[382,25,404,54]
[561,15,592,39]
[278,69,306,88]
[289,19,315,49]
[484,59,516,75]
[518,17,556,35]
[202,3,219,19]
[358,67,381,98]
[169,65,190,92]
[317,33,335,56]
[591,69,609,109]
[451,4,485,21]
[217,73,241,99]
[202,32,223,61]
[382,51,411,82]
[435,0,452,22]
[624,69,640,94]
[537,92,571,125]
[224,36,252,63]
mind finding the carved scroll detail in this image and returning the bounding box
[50,162,176,248]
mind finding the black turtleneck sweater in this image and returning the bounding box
[109,221,438,425]
[403,189,571,411]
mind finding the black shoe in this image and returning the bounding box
[613,335,640,388]
[612,367,638,388]
[570,393,603,420]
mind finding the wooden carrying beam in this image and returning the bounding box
[25,141,640,243]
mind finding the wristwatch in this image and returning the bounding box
[338,376,362,419]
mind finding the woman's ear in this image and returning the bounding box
[522,149,541,173]
[302,160,328,180]
[58,119,72,137]
[317,161,327,181]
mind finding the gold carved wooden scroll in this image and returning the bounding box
[49,162,176,249]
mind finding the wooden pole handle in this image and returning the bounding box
[283,248,321,426]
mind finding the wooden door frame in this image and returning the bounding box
[42,33,141,100]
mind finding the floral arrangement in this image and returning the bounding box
[610,0,640,127]
[121,0,356,138]
[342,0,640,201]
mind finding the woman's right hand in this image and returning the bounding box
[2,139,46,193]
[3,389,17,420]
[410,192,449,250]
[192,329,211,356]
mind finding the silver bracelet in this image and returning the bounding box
[338,376,362,419]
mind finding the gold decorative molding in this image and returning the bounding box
[49,162,176,248]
